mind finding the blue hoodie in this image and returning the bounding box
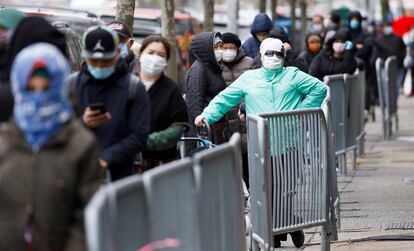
[241,13,273,58]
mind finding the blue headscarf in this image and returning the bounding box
[11,42,72,152]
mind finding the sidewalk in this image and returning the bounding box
[278,96,414,250]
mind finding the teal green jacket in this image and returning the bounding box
[201,67,327,124]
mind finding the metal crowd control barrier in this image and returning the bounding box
[321,90,340,238]
[324,71,366,174]
[247,109,331,251]
[85,134,246,251]
[376,56,399,140]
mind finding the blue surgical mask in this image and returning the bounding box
[119,43,129,58]
[88,65,115,79]
[384,26,393,36]
[349,20,360,30]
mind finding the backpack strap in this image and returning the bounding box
[67,71,81,115]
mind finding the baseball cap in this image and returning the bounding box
[107,20,132,39]
[0,8,25,30]
[82,26,119,59]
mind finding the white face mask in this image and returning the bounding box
[262,56,284,70]
[214,50,223,62]
[222,49,237,62]
[139,54,167,77]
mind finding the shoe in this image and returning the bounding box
[290,230,305,248]
[273,234,287,248]
[273,240,281,248]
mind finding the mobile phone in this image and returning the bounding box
[89,102,107,115]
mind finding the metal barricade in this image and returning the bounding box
[193,133,246,251]
[248,109,331,251]
[85,134,245,251]
[376,56,399,140]
[323,74,348,174]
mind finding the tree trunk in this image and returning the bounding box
[290,0,296,46]
[161,0,178,82]
[259,0,266,13]
[271,0,278,22]
[300,0,307,50]
[203,0,215,32]
[381,0,390,22]
[227,0,239,33]
[116,0,136,31]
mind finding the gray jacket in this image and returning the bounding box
[222,50,254,85]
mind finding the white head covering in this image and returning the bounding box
[259,38,284,56]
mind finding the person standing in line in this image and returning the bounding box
[69,26,150,181]
[107,20,137,72]
[241,13,274,59]
[194,38,327,248]
[0,43,102,251]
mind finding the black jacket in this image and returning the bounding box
[372,34,406,69]
[185,32,226,122]
[72,61,151,180]
[143,74,188,160]
[298,50,318,68]
[347,11,373,65]
[309,48,357,80]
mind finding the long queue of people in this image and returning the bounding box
[0,6,409,250]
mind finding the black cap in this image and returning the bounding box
[107,20,132,38]
[221,32,241,48]
[82,26,119,59]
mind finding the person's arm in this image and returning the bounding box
[308,54,322,80]
[294,69,327,108]
[65,137,103,251]
[101,84,151,165]
[185,65,206,120]
[200,74,246,125]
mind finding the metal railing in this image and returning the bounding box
[376,56,399,140]
[85,134,246,251]
[247,109,331,251]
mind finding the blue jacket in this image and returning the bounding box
[241,13,273,58]
[72,61,150,180]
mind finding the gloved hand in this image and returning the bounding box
[345,40,353,50]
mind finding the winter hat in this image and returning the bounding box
[269,26,290,43]
[82,25,119,59]
[260,38,285,56]
[221,32,241,48]
[0,8,25,30]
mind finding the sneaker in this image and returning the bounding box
[290,230,305,248]
[273,234,287,248]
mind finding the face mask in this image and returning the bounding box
[384,26,393,35]
[214,49,223,62]
[349,20,360,30]
[262,56,283,70]
[256,34,267,42]
[332,42,346,53]
[88,64,115,80]
[312,24,323,32]
[139,54,167,77]
[308,43,321,54]
[119,43,129,58]
[222,49,237,62]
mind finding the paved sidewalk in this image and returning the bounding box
[277,96,414,250]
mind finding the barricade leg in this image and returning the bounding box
[357,133,365,157]
[321,224,331,251]
[351,148,357,170]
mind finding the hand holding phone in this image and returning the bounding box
[83,103,111,128]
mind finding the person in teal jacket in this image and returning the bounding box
[195,38,327,126]
[195,38,327,248]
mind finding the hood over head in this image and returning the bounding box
[326,28,351,48]
[190,31,222,72]
[347,11,363,30]
[250,13,273,37]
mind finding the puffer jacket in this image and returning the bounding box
[185,32,226,123]
[0,119,102,251]
[241,13,273,58]
[201,66,327,124]
[347,11,373,64]
[222,50,254,85]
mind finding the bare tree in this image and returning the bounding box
[300,0,307,50]
[259,0,266,13]
[271,0,278,22]
[203,0,215,32]
[161,0,178,82]
[116,0,136,31]
[381,0,390,22]
[227,0,239,33]
[290,0,297,45]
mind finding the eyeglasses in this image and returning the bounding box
[264,50,284,58]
